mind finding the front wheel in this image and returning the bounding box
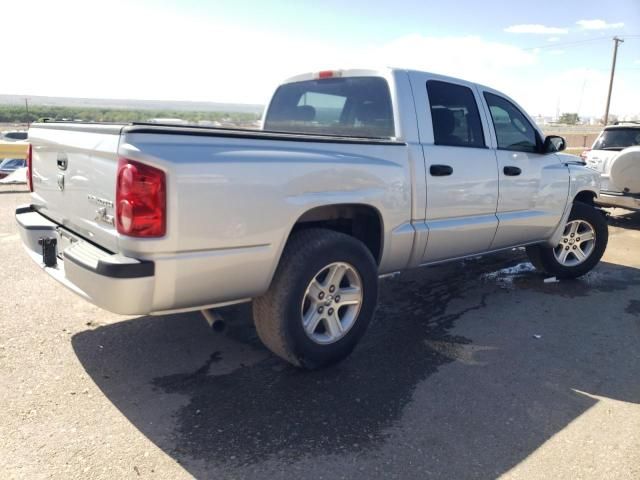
[253,228,378,369]
[526,202,608,278]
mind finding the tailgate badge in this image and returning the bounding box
[88,195,115,226]
[94,207,115,226]
[57,173,65,191]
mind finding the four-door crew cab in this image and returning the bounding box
[17,68,607,368]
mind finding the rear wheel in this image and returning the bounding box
[526,202,608,278]
[253,228,378,369]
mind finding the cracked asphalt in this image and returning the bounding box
[1,184,639,479]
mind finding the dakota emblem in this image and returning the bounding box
[87,195,114,208]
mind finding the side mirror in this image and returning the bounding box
[543,135,566,153]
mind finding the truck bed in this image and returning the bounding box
[24,120,414,314]
[35,120,405,145]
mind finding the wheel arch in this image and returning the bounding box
[573,189,597,207]
[288,203,385,264]
[547,187,599,247]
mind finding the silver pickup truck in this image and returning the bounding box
[17,68,607,368]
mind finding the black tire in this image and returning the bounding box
[526,202,608,278]
[525,244,545,270]
[253,228,378,369]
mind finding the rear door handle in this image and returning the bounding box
[503,166,522,176]
[430,164,453,176]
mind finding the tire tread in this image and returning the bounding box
[253,228,377,368]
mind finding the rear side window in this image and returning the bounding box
[593,128,640,150]
[484,93,539,153]
[426,80,485,148]
[264,77,395,138]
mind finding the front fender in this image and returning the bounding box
[546,162,600,247]
[567,162,600,200]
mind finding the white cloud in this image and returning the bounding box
[549,49,565,55]
[576,19,624,30]
[514,68,640,119]
[505,24,568,35]
[0,1,538,105]
[547,37,560,42]
[366,34,537,80]
[1,0,638,118]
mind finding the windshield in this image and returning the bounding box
[264,76,395,138]
[593,128,640,150]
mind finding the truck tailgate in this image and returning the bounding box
[29,124,123,252]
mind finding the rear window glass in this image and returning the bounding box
[264,77,395,138]
[593,128,640,150]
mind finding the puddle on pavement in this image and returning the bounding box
[481,262,537,289]
[481,261,640,298]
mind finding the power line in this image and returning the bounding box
[522,34,639,51]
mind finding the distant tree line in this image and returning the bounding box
[0,105,260,124]
[559,113,580,125]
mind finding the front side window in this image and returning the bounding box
[264,77,395,138]
[484,93,539,153]
[426,80,485,148]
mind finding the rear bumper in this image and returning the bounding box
[15,206,277,315]
[16,206,155,315]
[595,191,640,211]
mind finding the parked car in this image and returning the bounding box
[1,130,28,142]
[0,158,27,179]
[583,122,640,211]
[16,68,607,368]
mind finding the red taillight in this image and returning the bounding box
[116,158,166,237]
[317,70,343,79]
[26,143,33,192]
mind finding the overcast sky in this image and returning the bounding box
[4,0,640,117]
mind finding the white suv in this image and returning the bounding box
[584,122,640,211]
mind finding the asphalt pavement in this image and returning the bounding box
[1,184,639,479]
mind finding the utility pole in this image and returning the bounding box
[24,98,30,126]
[603,36,624,125]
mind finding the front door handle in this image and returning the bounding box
[430,164,453,176]
[503,166,522,176]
